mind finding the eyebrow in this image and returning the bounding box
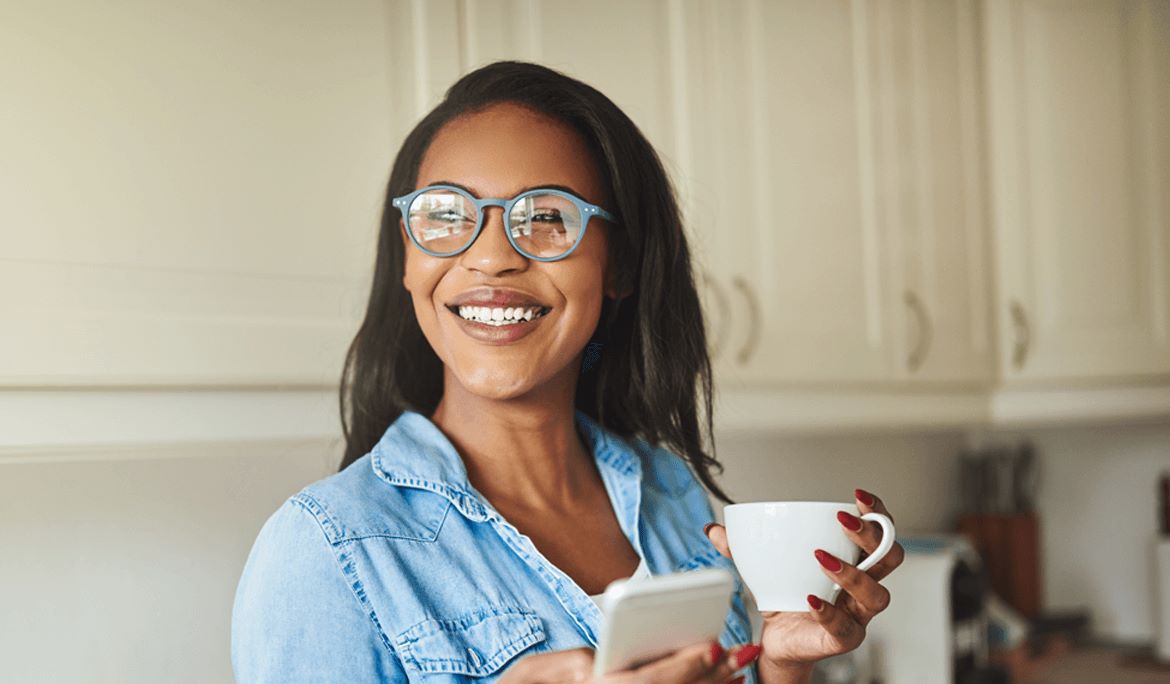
[428,180,589,200]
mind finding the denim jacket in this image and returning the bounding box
[231,410,756,683]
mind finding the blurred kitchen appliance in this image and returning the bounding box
[868,535,994,683]
[958,442,1042,618]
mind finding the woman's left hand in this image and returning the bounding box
[704,489,905,681]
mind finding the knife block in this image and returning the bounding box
[957,512,1041,618]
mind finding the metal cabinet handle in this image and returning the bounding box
[1010,300,1030,371]
[700,269,731,360]
[904,290,933,372]
[732,276,760,365]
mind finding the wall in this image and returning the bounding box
[993,422,1170,644]
[711,428,969,533]
[0,439,336,684]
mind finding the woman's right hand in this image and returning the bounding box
[499,640,761,683]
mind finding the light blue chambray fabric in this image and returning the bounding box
[231,410,756,683]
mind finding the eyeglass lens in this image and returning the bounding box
[406,189,584,259]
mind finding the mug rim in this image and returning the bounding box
[724,501,857,510]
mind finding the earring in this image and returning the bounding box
[581,341,604,373]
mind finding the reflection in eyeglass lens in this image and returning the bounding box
[509,194,582,257]
[409,191,477,249]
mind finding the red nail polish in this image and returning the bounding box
[703,522,716,537]
[708,641,724,665]
[855,489,875,506]
[729,677,746,684]
[733,644,762,669]
[836,510,863,532]
[807,594,824,611]
[815,549,843,573]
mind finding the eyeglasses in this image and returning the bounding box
[392,184,617,262]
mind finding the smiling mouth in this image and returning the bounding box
[446,304,552,326]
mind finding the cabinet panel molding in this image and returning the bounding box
[985,0,1170,381]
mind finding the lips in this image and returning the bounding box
[446,287,549,309]
[443,287,552,345]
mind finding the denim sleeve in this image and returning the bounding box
[231,499,405,683]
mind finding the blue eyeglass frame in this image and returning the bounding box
[391,184,617,262]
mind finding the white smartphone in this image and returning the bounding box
[593,567,735,677]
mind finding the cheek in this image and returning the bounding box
[402,248,443,299]
[402,250,451,342]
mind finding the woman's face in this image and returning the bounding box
[402,102,616,402]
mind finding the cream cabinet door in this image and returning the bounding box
[683,0,898,385]
[985,0,1170,382]
[1,1,394,386]
[879,0,994,385]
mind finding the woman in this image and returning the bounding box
[231,61,902,683]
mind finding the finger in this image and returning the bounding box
[813,549,890,625]
[835,510,904,582]
[805,594,865,653]
[703,522,733,561]
[854,488,894,523]
[623,640,728,683]
[851,488,903,579]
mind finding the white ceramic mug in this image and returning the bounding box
[723,501,897,612]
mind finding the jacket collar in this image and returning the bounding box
[370,410,643,522]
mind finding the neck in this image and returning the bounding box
[431,366,594,512]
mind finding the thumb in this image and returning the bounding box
[703,522,734,560]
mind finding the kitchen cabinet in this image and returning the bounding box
[984,0,1170,383]
[879,0,995,385]
[0,0,392,387]
[682,0,899,386]
[679,0,995,388]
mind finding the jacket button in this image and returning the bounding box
[467,647,484,669]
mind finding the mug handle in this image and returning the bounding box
[828,512,897,604]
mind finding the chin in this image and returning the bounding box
[456,366,544,401]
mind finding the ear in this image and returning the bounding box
[603,267,631,301]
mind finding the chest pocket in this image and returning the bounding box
[677,548,754,646]
[395,606,548,680]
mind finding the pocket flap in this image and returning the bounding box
[396,607,547,677]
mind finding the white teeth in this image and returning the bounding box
[455,305,547,326]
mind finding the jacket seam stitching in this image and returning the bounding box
[287,497,400,661]
[332,503,451,545]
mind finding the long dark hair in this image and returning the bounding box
[338,60,731,504]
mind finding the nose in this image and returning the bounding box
[457,206,529,276]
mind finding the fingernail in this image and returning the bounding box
[733,644,762,669]
[707,641,724,666]
[729,677,746,684]
[855,488,875,506]
[807,594,824,611]
[703,522,716,537]
[836,510,863,532]
[815,549,843,573]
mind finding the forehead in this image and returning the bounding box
[416,102,607,203]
